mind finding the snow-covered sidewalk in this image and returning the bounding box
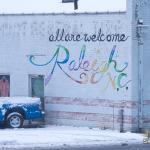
[0,125,144,149]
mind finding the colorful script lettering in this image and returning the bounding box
[29,45,131,91]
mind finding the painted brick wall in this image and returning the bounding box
[0,9,136,130]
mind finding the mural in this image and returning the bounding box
[29,42,131,91]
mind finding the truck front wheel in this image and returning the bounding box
[6,112,24,128]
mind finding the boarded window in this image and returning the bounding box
[0,75,10,97]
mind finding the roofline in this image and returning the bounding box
[0,11,126,16]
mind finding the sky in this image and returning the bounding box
[0,0,126,13]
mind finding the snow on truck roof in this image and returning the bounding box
[0,97,40,104]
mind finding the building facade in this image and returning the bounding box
[0,0,149,131]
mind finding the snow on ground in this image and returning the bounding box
[0,125,144,149]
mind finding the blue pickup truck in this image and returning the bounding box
[0,97,44,128]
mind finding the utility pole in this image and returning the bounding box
[62,0,79,10]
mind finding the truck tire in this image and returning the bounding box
[6,112,24,128]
